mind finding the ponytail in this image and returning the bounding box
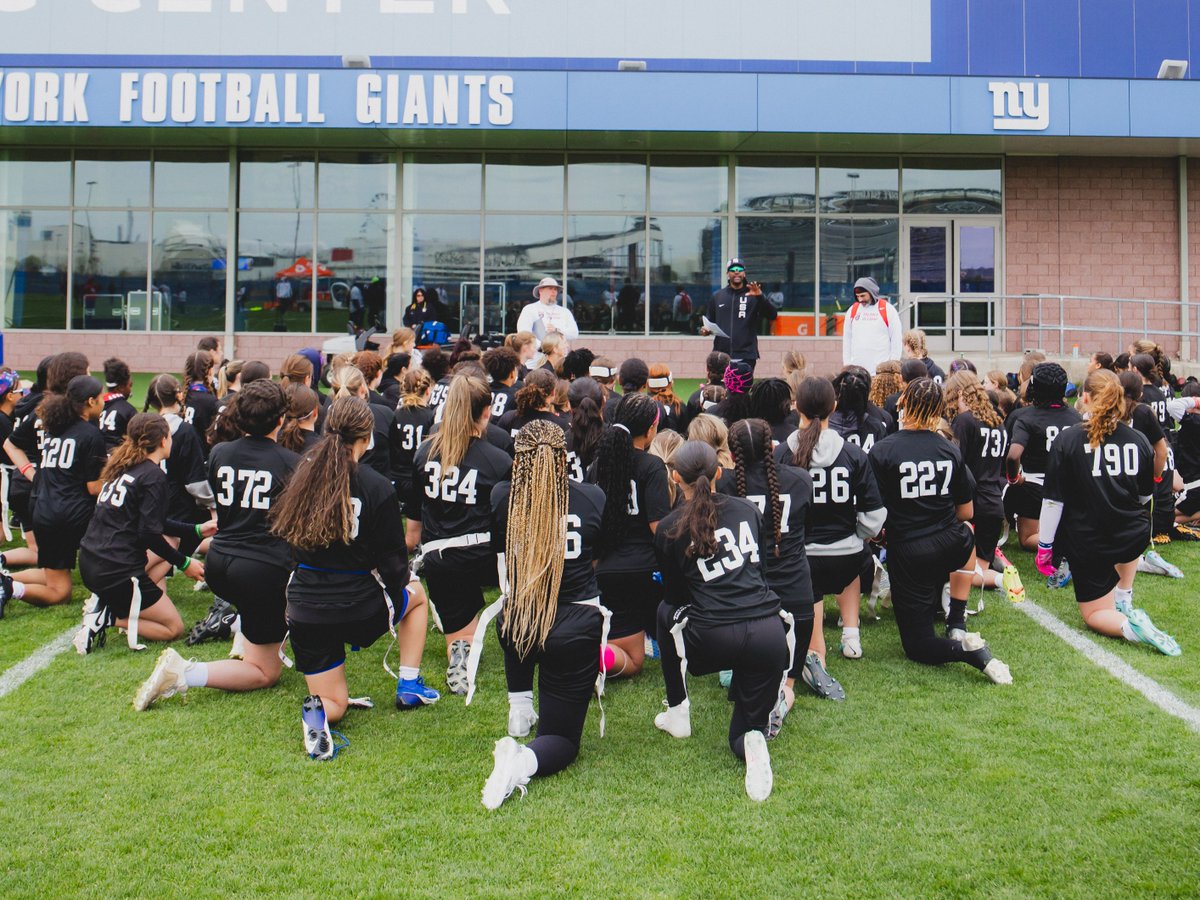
[790,376,836,469]
[1086,369,1126,449]
[428,374,490,472]
[666,441,719,559]
[101,413,169,484]
[39,375,103,435]
[594,392,661,556]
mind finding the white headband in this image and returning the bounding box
[647,376,672,389]
[589,365,615,378]
[613,423,630,434]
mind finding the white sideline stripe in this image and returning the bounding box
[1015,599,1200,734]
[0,627,76,700]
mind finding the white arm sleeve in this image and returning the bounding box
[856,506,887,540]
[1038,498,1063,545]
[1166,397,1200,423]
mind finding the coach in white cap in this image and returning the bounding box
[515,276,580,341]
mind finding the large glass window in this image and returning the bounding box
[650,156,727,214]
[238,153,315,210]
[316,212,392,333]
[819,158,899,214]
[819,217,899,325]
[152,210,228,332]
[736,217,816,315]
[567,156,645,213]
[2,209,70,328]
[903,158,1002,214]
[234,211,314,333]
[0,150,70,207]
[72,210,150,330]
[319,152,395,211]
[485,156,564,212]
[154,153,230,208]
[402,153,481,211]
[737,158,816,213]
[567,215,645,334]
[649,217,722,335]
[402,213,480,337]
[75,152,151,208]
[485,214,563,335]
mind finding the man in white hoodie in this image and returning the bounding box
[842,276,902,372]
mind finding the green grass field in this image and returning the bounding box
[1,531,1199,896]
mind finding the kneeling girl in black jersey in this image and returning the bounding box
[721,417,813,733]
[869,379,1013,683]
[1037,370,1181,655]
[133,381,303,709]
[73,413,209,654]
[653,441,791,802]
[271,397,437,761]
[480,420,607,809]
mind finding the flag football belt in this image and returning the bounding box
[668,608,796,709]
[421,532,491,557]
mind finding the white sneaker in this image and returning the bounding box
[1139,550,1184,579]
[982,659,1013,685]
[507,706,538,738]
[481,736,532,810]
[940,584,951,619]
[743,730,773,801]
[133,647,190,711]
[960,632,987,652]
[947,627,968,643]
[654,699,691,738]
[302,695,336,761]
[228,630,247,660]
[73,597,110,655]
[840,628,862,659]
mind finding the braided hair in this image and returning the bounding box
[594,391,661,557]
[749,377,792,427]
[728,417,783,556]
[502,420,569,658]
[898,377,944,432]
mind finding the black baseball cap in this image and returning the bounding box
[726,258,746,272]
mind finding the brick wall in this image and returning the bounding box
[1005,156,1184,357]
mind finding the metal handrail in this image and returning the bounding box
[898,293,1195,360]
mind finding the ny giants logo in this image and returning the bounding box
[987,81,1050,131]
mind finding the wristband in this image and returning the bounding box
[194,523,203,538]
[19,462,33,475]
[1154,475,1164,483]
[181,556,193,570]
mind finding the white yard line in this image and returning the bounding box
[1015,599,1200,733]
[0,627,76,700]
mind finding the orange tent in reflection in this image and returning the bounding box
[275,257,333,279]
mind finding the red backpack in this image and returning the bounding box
[848,298,889,327]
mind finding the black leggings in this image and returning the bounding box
[498,604,601,778]
[786,603,815,680]
[656,602,789,760]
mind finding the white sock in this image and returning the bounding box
[12,581,25,599]
[1116,587,1133,607]
[399,666,419,681]
[991,571,1004,589]
[508,690,534,713]
[1121,619,1139,643]
[842,626,859,638]
[184,662,209,688]
[231,614,242,634]
[518,745,538,777]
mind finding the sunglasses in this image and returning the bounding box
[728,266,745,273]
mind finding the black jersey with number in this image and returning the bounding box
[286,464,410,622]
[1176,411,1200,482]
[1142,384,1171,434]
[951,410,1008,519]
[391,406,435,487]
[412,437,513,566]
[359,400,396,481]
[830,408,890,455]
[717,461,814,607]
[1006,404,1082,480]
[98,394,137,452]
[183,384,219,446]
[0,410,13,467]
[655,493,781,626]
[491,479,604,606]
[9,402,46,463]
[870,429,975,543]
[80,460,178,577]
[1129,402,1174,532]
[427,376,452,421]
[163,415,210,522]
[1045,422,1152,557]
[776,430,885,552]
[209,435,300,568]
[588,448,672,575]
[496,408,569,439]
[490,384,520,419]
[30,419,106,530]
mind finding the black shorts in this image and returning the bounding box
[422,553,498,635]
[1004,480,1043,521]
[289,591,407,676]
[8,475,32,531]
[78,563,163,619]
[33,520,87,571]
[597,569,663,639]
[1177,484,1200,517]
[1060,535,1140,604]
[807,552,863,600]
[972,514,1005,563]
[203,548,289,645]
[888,524,975,615]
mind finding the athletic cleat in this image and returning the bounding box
[72,597,111,655]
[408,548,424,578]
[1151,532,1172,545]
[743,730,773,801]
[800,652,845,702]
[302,695,336,760]
[982,659,1013,685]
[228,630,248,659]
[1139,550,1184,579]
[643,635,661,660]
[654,699,692,738]
[395,675,441,709]
[718,669,733,688]
[507,706,538,738]
[1175,522,1200,540]
[0,572,12,619]
[1127,609,1182,657]
[840,629,862,659]
[867,558,890,617]
[947,627,968,643]
[939,584,951,620]
[1047,559,1072,589]
[185,597,237,646]
[1000,561,1025,603]
[446,639,470,695]
[766,689,789,740]
[481,736,532,810]
[133,647,189,710]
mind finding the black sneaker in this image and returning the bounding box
[800,651,846,702]
[185,597,237,646]
[72,598,112,655]
[0,572,12,619]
